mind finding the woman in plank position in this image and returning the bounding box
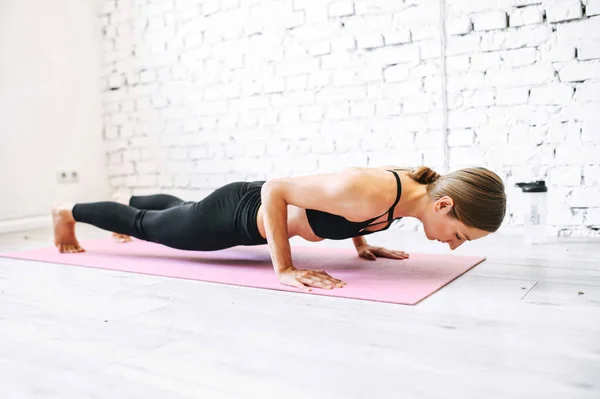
[52,166,506,291]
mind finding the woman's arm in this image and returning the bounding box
[352,236,368,250]
[261,169,381,290]
[260,183,294,275]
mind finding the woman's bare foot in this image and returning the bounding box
[111,192,133,243]
[52,203,85,253]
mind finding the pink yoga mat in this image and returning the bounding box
[0,239,485,305]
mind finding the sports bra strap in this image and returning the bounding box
[386,170,402,221]
[361,170,402,230]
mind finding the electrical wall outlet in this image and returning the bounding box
[57,170,79,184]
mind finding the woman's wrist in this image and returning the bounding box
[276,264,296,275]
[352,236,368,250]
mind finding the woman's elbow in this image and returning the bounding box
[261,179,286,204]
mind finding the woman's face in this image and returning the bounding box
[422,196,490,250]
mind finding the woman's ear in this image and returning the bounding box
[435,196,455,213]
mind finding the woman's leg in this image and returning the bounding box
[113,193,187,210]
[53,182,251,253]
[132,194,189,210]
[110,193,189,242]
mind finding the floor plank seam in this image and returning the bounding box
[111,304,172,324]
[520,281,539,300]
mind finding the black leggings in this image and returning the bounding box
[72,181,267,251]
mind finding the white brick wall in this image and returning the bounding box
[98,0,600,237]
[530,84,574,105]
[588,0,600,16]
[509,6,544,27]
[546,0,583,23]
[446,16,473,36]
[559,61,600,82]
[577,41,600,61]
[472,11,508,31]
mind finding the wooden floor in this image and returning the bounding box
[0,224,599,399]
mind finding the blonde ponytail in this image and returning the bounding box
[408,166,441,185]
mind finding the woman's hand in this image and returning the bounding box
[356,245,409,261]
[277,266,346,292]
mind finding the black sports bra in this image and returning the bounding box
[305,170,403,240]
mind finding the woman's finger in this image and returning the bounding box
[376,248,409,259]
[391,250,408,259]
[299,276,334,289]
[316,275,345,287]
[310,271,345,284]
[374,248,397,258]
[321,274,346,286]
[281,277,312,292]
[297,270,346,288]
[360,250,377,260]
[301,273,346,289]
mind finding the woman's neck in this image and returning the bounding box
[394,173,430,221]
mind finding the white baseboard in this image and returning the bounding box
[0,215,52,235]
